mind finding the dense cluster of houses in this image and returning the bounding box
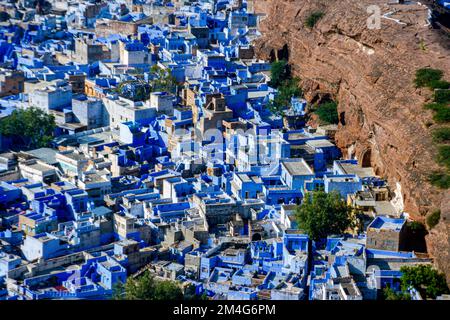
[0,0,433,300]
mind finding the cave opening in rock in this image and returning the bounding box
[339,111,346,126]
[361,148,372,168]
[310,93,334,106]
[269,49,276,62]
[278,44,290,62]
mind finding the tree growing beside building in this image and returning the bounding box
[114,271,183,300]
[268,60,303,115]
[149,65,178,93]
[400,264,449,299]
[269,60,289,89]
[294,191,355,241]
[0,107,56,150]
[267,78,302,115]
[114,80,152,102]
[383,285,411,300]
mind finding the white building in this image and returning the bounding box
[148,92,174,115]
[120,41,151,66]
[102,96,156,128]
[18,159,58,184]
[28,80,72,111]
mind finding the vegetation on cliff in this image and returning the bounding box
[426,210,441,229]
[305,11,325,28]
[314,101,339,125]
[415,68,450,189]
[425,102,450,123]
[432,127,450,143]
[414,68,450,89]
[428,171,450,189]
[437,145,450,169]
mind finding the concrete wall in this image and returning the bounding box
[72,97,104,129]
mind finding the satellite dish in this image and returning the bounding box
[367,265,380,274]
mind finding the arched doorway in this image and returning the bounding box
[361,148,372,168]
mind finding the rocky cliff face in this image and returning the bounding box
[252,0,450,279]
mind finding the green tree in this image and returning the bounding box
[268,77,302,115]
[153,279,184,300]
[149,65,177,93]
[295,191,355,241]
[111,281,125,300]
[270,60,289,88]
[114,80,151,102]
[182,283,209,300]
[408,221,426,232]
[120,271,183,300]
[0,107,56,150]
[315,101,339,124]
[400,264,449,299]
[383,285,411,300]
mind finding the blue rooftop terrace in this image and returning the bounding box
[368,216,406,232]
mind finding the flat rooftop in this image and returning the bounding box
[281,159,313,176]
[26,148,58,166]
[288,132,323,140]
[338,162,375,178]
[374,201,399,217]
[237,173,262,184]
[306,139,335,149]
